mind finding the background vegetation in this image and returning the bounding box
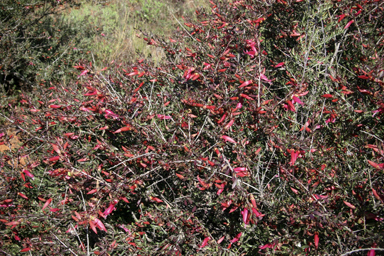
[1,0,383,255]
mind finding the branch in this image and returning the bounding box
[50,232,79,256]
[341,248,384,256]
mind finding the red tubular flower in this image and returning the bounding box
[103,199,119,219]
[22,169,34,180]
[200,237,210,248]
[289,149,299,166]
[222,135,236,144]
[252,208,265,219]
[241,208,249,225]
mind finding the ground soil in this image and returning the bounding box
[0,128,28,169]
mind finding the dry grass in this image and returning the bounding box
[0,128,29,169]
[62,0,210,66]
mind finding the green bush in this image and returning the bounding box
[1,0,383,255]
[0,0,92,96]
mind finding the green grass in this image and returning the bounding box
[62,0,210,66]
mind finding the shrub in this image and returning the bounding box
[1,0,383,255]
[0,0,91,95]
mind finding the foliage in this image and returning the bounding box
[0,0,91,96]
[1,0,384,255]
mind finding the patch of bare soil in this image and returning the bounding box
[0,128,29,169]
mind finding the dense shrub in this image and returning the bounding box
[0,0,90,95]
[1,0,383,255]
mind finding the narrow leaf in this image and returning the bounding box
[344,20,354,29]
[42,198,52,211]
[314,233,319,249]
[239,80,252,88]
[224,119,235,130]
[222,135,236,144]
[113,126,132,134]
[343,201,356,209]
[274,62,285,68]
[367,160,383,170]
[200,237,210,248]
[20,248,32,252]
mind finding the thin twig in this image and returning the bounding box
[79,190,89,256]
[217,171,260,193]
[70,167,111,188]
[193,115,208,144]
[138,166,161,178]
[168,8,206,55]
[69,223,83,252]
[341,248,384,256]
[360,130,384,143]
[107,152,158,170]
[51,232,79,256]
